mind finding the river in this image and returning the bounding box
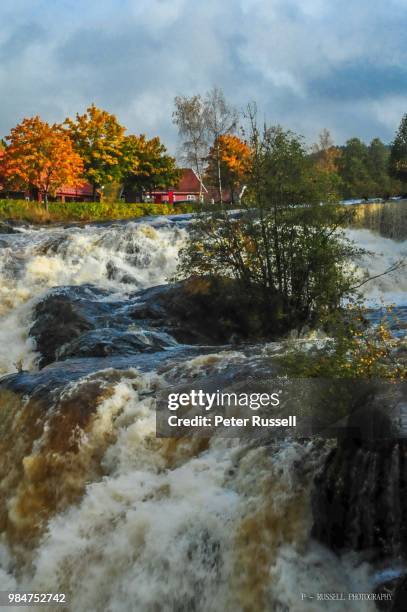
[0,202,405,611]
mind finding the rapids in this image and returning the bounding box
[0,204,405,611]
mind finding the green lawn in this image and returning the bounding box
[0,199,194,224]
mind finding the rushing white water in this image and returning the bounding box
[348,228,407,307]
[0,219,186,375]
[0,212,405,611]
[0,366,375,611]
[0,220,404,377]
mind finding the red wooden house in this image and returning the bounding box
[151,169,234,205]
[54,183,97,202]
[124,168,208,204]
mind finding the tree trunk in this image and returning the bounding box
[193,154,203,202]
[216,141,223,205]
[92,184,97,202]
[44,192,49,212]
[198,171,203,201]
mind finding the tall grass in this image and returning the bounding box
[0,199,194,224]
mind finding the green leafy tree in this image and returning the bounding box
[178,109,360,335]
[367,138,400,198]
[389,113,407,184]
[121,134,180,197]
[65,104,125,200]
[338,138,374,199]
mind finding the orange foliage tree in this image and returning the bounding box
[64,104,125,200]
[2,116,83,208]
[206,134,252,203]
[311,129,341,174]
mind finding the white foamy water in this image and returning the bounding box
[0,220,186,375]
[1,365,374,611]
[0,219,404,377]
[346,228,407,307]
[0,213,405,610]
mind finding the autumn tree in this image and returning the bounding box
[204,88,238,203]
[173,95,208,198]
[2,116,83,208]
[65,104,125,200]
[173,88,237,203]
[311,129,341,173]
[389,114,407,184]
[205,134,251,203]
[310,129,341,200]
[121,134,180,198]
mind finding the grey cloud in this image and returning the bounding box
[310,63,407,101]
[0,0,406,149]
[0,22,46,61]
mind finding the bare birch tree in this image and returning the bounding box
[173,95,208,199]
[203,87,238,204]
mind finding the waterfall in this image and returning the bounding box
[0,209,405,611]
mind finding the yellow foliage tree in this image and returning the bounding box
[65,104,125,200]
[2,116,84,208]
[206,134,252,203]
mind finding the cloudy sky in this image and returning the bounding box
[0,0,406,151]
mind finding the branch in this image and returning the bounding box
[350,259,405,290]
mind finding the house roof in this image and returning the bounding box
[57,183,94,197]
[175,168,207,193]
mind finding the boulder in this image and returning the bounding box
[29,285,176,367]
[312,402,407,558]
[0,221,19,234]
[29,277,281,368]
[57,328,170,360]
[129,277,282,345]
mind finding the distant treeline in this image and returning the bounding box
[174,90,407,203]
[310,127,407,200]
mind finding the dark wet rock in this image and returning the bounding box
[391,575,407,611]
[312,398,407,558]
[35,235,72,256]
[106,261,137,285]
[373,573,407,611]
[57,328,170,359]
[29,277,282,368]
[0,221,19,234]
[129,277,282,344]
[29,285,179,367]
[30,287,113,367]
[106,260,119,280]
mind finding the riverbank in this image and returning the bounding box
[0,198,194,224]
[1,197,405,227]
